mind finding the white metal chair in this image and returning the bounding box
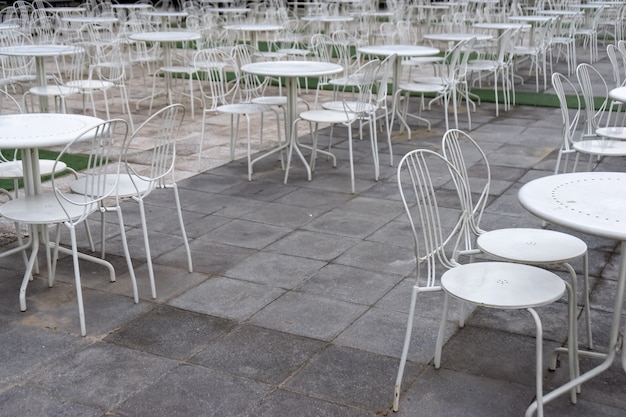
[552,72,626,174]
[287,59,382,193]
[467,28,516,117]
[0,119,139,336]
[71,105,193,300]
[194,48,283,180]
[392,149,574,417]
[442,128,592,353]
[392,38,475,135]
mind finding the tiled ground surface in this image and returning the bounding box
[0,41,625,417]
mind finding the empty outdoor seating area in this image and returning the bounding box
[0,0,626,416]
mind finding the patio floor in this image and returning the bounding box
[0,42,625,417]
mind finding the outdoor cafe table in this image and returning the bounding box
[0,113,104,311]
[518,172,626,417]
[300,15,354,34]
[241,60,343,182]
[222,23,283,52]
[0,44,82,112]
[357,44,440,124]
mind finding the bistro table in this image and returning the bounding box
[518,172,626,416]
[300,15,354,34]
[357,44,440,125]
[0,113,104,311]
[508,15,553,45]
[241,60,343,182]
[0,44,82,112]
[142,10,188,28]
[223,23,283,52]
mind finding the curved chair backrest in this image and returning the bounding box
[375,53,396,107]
[606,44,624,88]
[0,89,22,115]
[193,48,237,110]
[53,118,129,225]
[397,149,467,288]
[576,63,611,136]
[124,103,185,197]
[343,59,381,115]
[551,72,582,173]
[441,128,491,240]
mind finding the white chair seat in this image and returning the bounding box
[0,190,97,225]
[321,101,376,113]
[596,127,626,140]
[477,228,587,264]
[66,79,114,90]
[29,85,79,96]
[442,261,565,309]
[217,102,271,115]
[573,139,626,156]
[0,159,68,179]
[397,81,446,93]
[299,109,356,124]
[252,96,288,106]
[70,173,152,199]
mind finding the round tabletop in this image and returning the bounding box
[423,32,493,42]
[0,23,20,30]
[0,44,82,57]
[301,15,355,23]
[129,30,201,42]
[223,24,283,31]
[143,10,188,17]
[473,22,530,30]
[509,15,553,23]
[61,16,119,24]
[518,172,626,241]
[0,113,104,148]
[357,44,440,58]
[241,60,343,78]
[609,86,626,102]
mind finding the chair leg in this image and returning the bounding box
[527,307,545,417]
[138,198,156,299]
[68,225,87,336]
[172,183,193,273]
[115,206,139,303]
[393,285,420,412]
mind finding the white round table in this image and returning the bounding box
[0,44,83,112]
[518,172,626,415]
[357,44,440,94]
[241,61,343,182]
[223,24,283,51]
[301,15,354,33]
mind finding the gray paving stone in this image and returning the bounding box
[190,324,325,384]
[334,306,458,363]
[240,201,323,228]
[224,251,326,289]
[285,345,421,411]
[105,305,235,360]
[0,326,91,384]
[298,263,403,305]
[243,389,371,417]
[396,367,532,417]
[266,229,359,261]
[115,364,271,417]
[29,342,177,409]
[200,218,291,249]
[334,241,415,276]
[163,240,255,276]
[303,209,391,239]
[169,276,284,321]
[249,291,368,341]
[0,386,103,417]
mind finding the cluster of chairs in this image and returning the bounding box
[0,97,193,336]
[552,41,626,174]
[392,127,593,417]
